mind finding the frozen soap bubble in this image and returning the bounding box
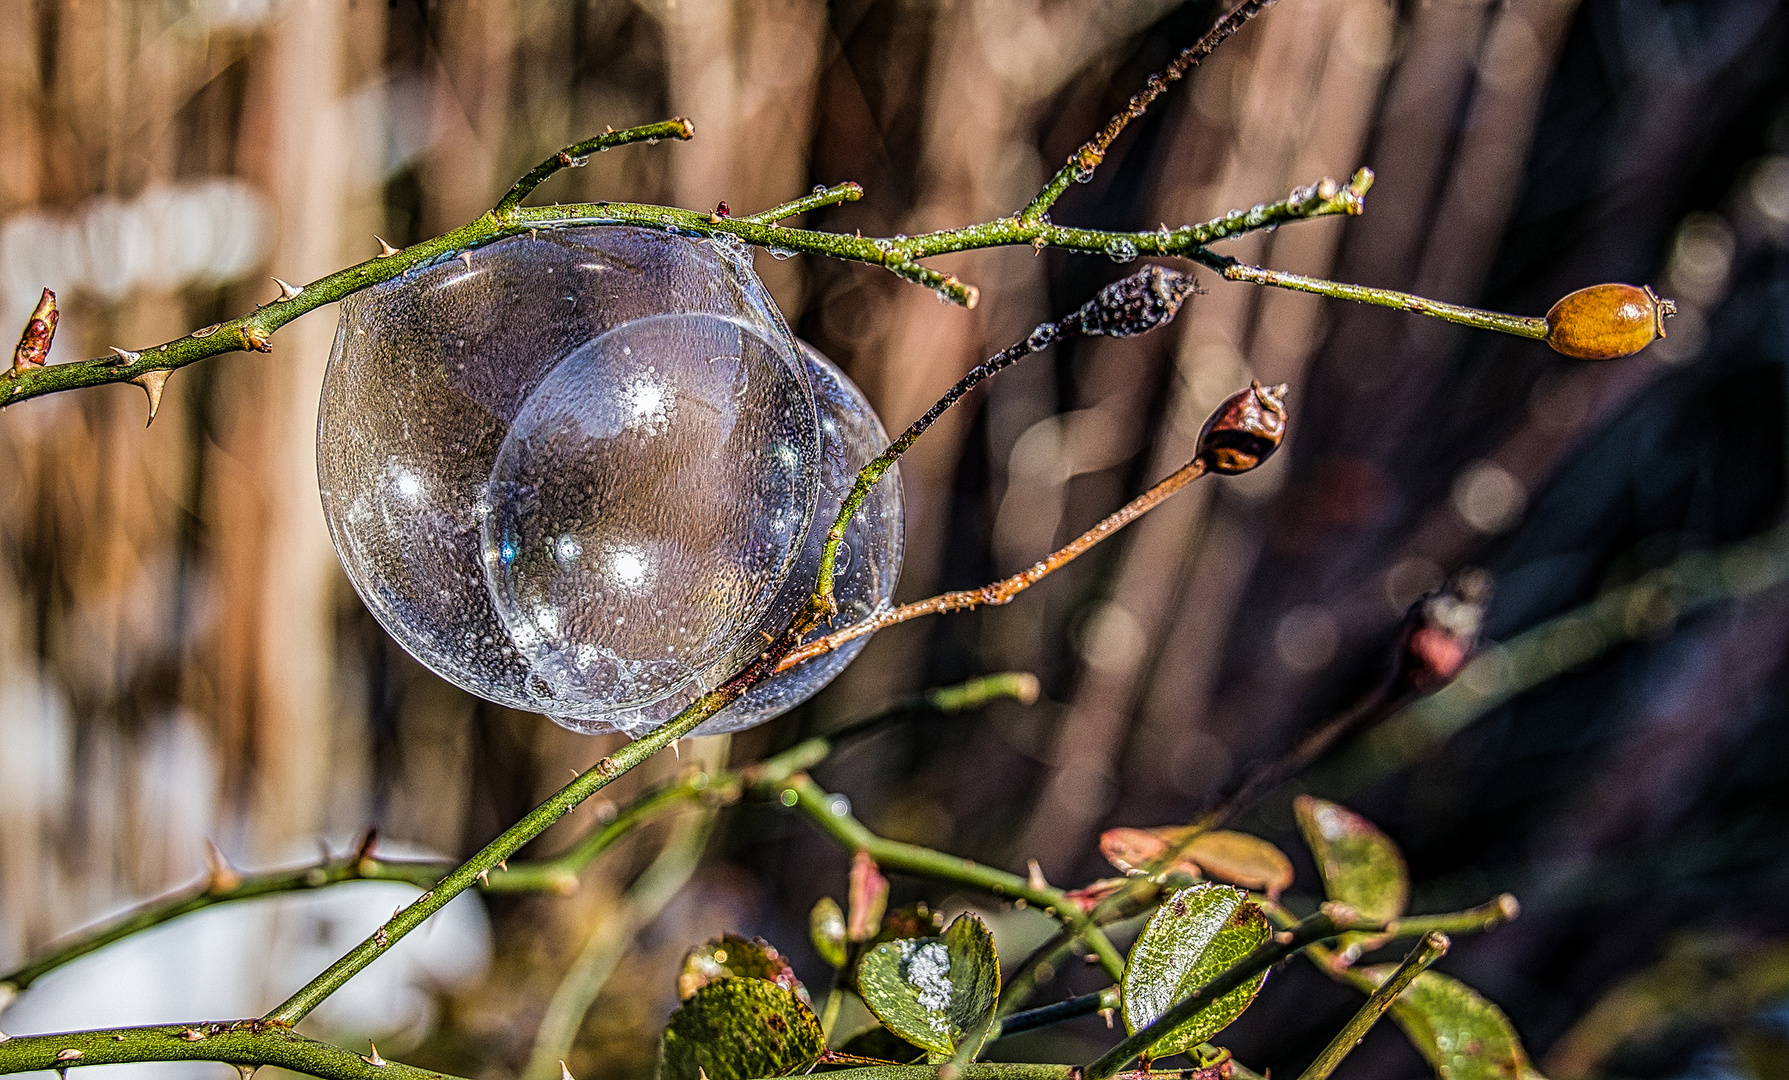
[317,226,902,737]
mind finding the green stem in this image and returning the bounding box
[0,163,1366,411]
[494,119,695,217]
[1294,933,1448,1080]
[0,775,720,1001]
[1194,253,1549,339]
[1082,909,1358,1080]
[1022,0,1275,221]
[993,987,1120,1040]
[771,775,1129,981]
[741,182,864,225]
[1384,895,1520,940]
[0,1022,464,1080]
[523,807,717,1080]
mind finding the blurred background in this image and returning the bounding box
[3,0,1789,1077]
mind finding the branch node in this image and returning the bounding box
[179,1028,205,1042]
[242,325,273,353]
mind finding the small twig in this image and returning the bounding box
[769,774,1130,979]
[1189,571,1490,833]
[805,265,1200,619]
[741,181,864,225]
[0,773,720,1000]
[1294,933,1448,1080]
[782,457,1210,671]
[992,987,1119,1041]
[784,376,1288,672]
[1023,0,1277,221]
[494,118,694,217]
[1193,252,1549,339]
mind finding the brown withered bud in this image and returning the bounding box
[1391,567,1492,694]
[11,288,58,374]
[1060,264,1197,339]
[1196,380,1288,473]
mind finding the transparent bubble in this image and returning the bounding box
[318,226,900,738]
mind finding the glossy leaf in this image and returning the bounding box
[1356,966,1547,1080]
[1294,796,1409,922]
[1100,826,1295,898]
[677,933,807,1003]
[857,911,1000,1061]
[811,897,849,969]
[657,978,824,1080]
[1121,884,1271,1057]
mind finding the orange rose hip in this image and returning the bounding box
[1544,283,1676,360]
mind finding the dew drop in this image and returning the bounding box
[1103,237,1138,263]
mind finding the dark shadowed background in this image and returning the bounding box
[2,0,1788,1077]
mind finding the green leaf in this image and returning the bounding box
[677,933,807,1004]
[811,897,849,969]
[657,978,824,1080]
[1121,883,1271,1057]
[1356,966,1548,1080]
[857,911,1001,1061]
[1294,796,1409,922]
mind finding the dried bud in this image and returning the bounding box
[11,288,58,374]
[1545,283,1675,360]
[1063,265,1197,338]
[846,850,889,942]
[1393,567,1491,693]
[1197,381,1288,473]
